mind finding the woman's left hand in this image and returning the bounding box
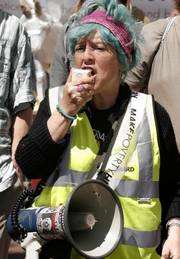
[161,226,180,259]
[12,155,24,189]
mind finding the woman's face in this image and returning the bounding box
[74,31,121,94]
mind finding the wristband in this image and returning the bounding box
[166,218,180,229]
[56,104,77,122]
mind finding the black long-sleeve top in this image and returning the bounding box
[15,85,180,233]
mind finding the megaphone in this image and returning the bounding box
[7,179,123,258]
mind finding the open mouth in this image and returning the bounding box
[82,67,96,76]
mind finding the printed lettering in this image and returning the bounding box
[130,121,135,129]
[126,133,133,141]
[115,157,124,165]
[131,92,138,98]
[120,147,128,155]
[116,152,126,162]
[93,130,106,142]
[130,108,137,117]
[122,139,130,148]
[105,171,113,180]
[111,165,119,172]
[104,94,138,180]
[127,167,134,172]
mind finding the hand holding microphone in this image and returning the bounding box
[60,68,96,117]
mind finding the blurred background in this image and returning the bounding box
[0,0,174,23]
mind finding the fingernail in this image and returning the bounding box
[76,84,84,92]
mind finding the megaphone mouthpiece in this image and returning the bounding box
[69,212,97,232]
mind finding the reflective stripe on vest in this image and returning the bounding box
[49,170,159,199]
[120,227,161,248]
[36,91,161,256]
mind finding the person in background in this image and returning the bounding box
[171,0,180,16]
[125,0,180,152]
[0,9,35,259]
[15,0,180,258]
[19,0,63,104]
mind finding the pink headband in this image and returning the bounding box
[82,10,133,63]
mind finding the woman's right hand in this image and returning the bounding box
[47,69,95,143]
[60,69,96,116]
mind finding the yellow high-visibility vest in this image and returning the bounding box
[35,90,161,259]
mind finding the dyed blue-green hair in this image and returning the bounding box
[65,0,140,74]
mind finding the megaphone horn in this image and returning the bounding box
[7,179,123,258]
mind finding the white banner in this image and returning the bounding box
[133,0,173,21]
[0,0,174,21]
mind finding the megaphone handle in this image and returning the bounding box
[10,188,34,241]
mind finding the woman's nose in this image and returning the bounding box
[83,47,94,64]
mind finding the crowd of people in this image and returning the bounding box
[0,0,180,259]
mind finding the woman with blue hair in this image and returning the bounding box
[49,0,133,90]
[15,0,180,258]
